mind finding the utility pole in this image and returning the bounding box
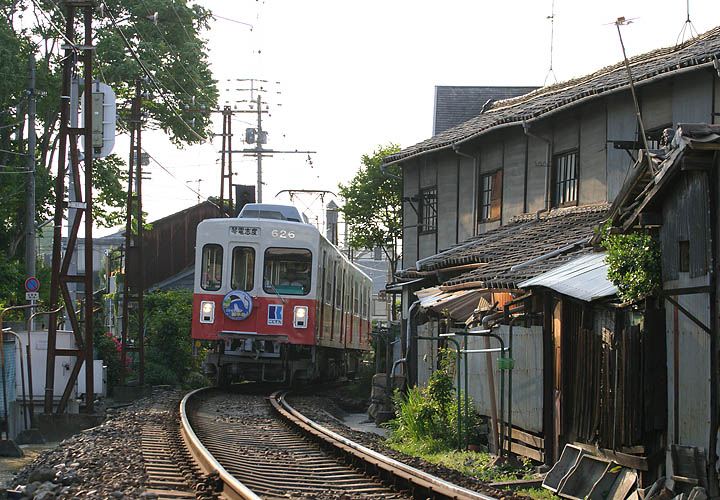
[25,54,36,328]
[46,0,96,415]
[219,106,233,214]
[256,95,264,202]
[121,80,145,385]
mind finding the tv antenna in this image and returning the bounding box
[676,0,698,46]
[543,0,558,86]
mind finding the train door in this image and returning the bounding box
[318,250,327,339]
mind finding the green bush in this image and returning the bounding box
[385,349,482,452]
[597,221,661,302]
[143,289,201,387]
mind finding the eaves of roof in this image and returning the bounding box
[384,26,720,166]
[399,204,611,292]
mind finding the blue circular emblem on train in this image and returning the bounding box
[222,290,253,320]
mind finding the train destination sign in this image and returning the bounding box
[229,225,260,237]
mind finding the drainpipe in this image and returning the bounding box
[453,144,478,232]
[481,309,504,455]
[390,300,420,380]
[522,119,552,212]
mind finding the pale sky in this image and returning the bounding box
[104,0,720,234]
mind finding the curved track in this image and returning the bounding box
[179,387,500,500]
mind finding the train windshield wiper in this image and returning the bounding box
[267,282,286,304]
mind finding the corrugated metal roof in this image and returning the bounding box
[518,253,617,302]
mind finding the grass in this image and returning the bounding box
[387,440,535,482]
[386,439,560,500]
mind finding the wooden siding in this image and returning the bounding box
[641,81,673,129]
[664,276,712,450]
[660,171,710,281]
[672,71,713,125]
[606,92,636,202]
[579,102,607,205]
[437,151,458,251]
[526,132,550,213]
[502,136,526,223]
[457,156,475,241]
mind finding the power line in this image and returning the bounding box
[105,6,205,142]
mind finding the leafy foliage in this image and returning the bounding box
[385,349,482,452]
[597,222,661,302]
[338,144,402,275]
[143,289,201,387]
[0,0,218,307]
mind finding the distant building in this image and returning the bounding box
[433,86,537,135]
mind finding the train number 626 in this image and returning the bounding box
[271,229,295,239]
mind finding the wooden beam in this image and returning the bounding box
[572,442,649,471]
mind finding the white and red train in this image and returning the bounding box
[191,203,372,385]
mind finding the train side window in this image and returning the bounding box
[336,267,343,307]
[325,256,333,305]
[200,244,223,291]
[354,281,360,314]
[231,247,255,291]
[263,247,312,296]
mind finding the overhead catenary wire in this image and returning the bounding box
[105,6,205,142]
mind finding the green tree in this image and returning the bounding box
[0,0,217,306]
[338,143,403,280]
[143,289,199,386]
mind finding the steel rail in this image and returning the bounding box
[179,388,262,500]
[270,391,500,500]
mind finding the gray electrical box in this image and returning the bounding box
[245,127,256,144]
[81,81,116,158]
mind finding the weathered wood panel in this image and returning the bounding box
[664,276,711,451]
[672,71,712,125]
[502,135,526,223]
[606,92,636,201]
[660,171,709,281]
[437,151,458,252]
[579,102,607,205]
[457,156,475,242]
[640,80,673,130]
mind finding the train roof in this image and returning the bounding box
[238,203,309,223]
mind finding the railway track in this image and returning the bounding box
[176,387,500,500]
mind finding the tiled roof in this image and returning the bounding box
[401,204,610,291]
[386,26,720,164]
[434,86,537,135]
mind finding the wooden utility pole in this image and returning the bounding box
[121,80,145,385]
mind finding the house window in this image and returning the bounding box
[553,151,578,207]
[419,187,437,233]
[479,170,502,222]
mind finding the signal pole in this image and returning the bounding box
[256,95,263,202]
[25,54,36,327]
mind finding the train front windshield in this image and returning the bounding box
[263,248,312,296]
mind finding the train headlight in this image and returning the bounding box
[200,300,215,323]
[293,306,308,328]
